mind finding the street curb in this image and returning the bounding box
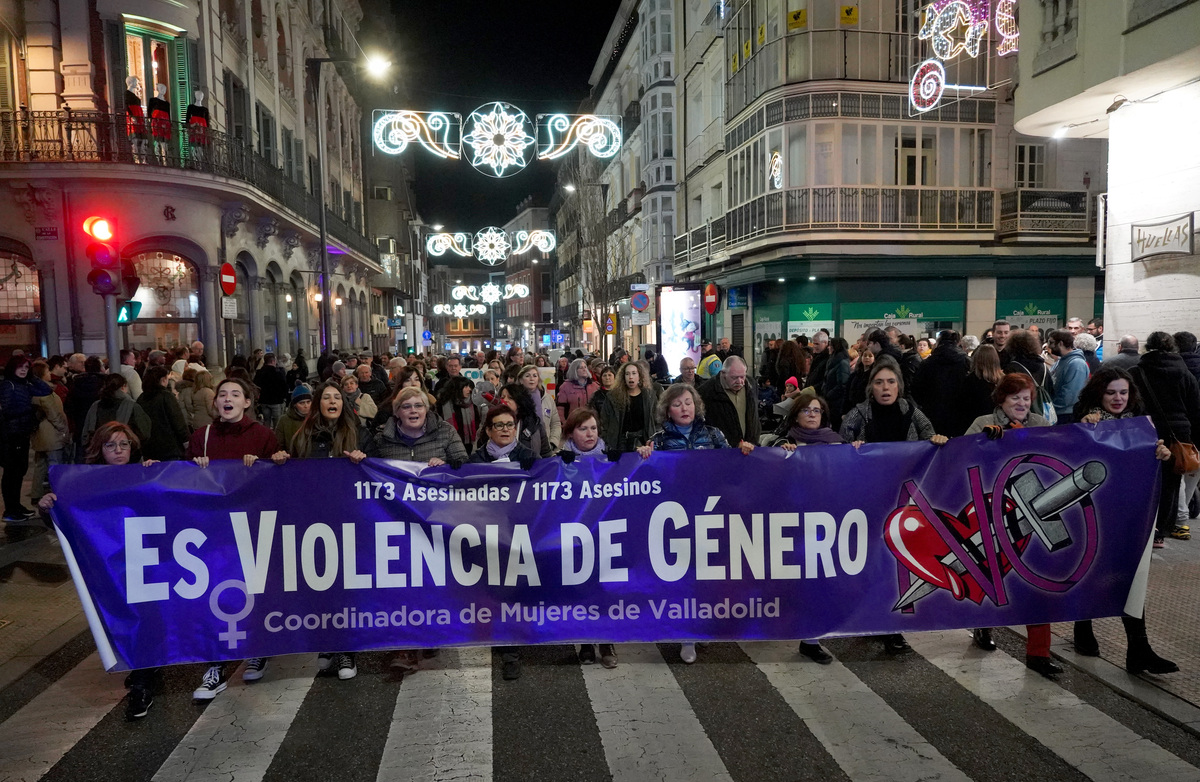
[1049,638,1200,737]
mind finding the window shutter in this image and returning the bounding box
[0,28,14,111]
[106,20,127,111]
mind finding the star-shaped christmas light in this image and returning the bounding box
[473,227,512,266]
[462,102,536,178]
[480,282,503,305]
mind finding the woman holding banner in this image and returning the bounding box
[600,362,656,455]
[186,377,281,699]
[469,405,542,680]
[272,380,368,680]
[638,383,729,664]
[1070,367,1178,675]
[39,422,160,720]
[518,365,561,450]
[558,408,618,668]
[766,387,841,664]
[841,356,947,655]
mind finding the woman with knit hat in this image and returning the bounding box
[275,383,313,451]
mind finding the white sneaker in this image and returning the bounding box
[242,658,267,681]
[317,653,334,671]
[337,653,357,680]
[680,643,697,664]
[193,665,228,700]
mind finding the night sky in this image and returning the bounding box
[388,0,624,232]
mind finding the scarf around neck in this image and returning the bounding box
[486,439,519,460]
[562,437,608,459]
[786,424,844,444]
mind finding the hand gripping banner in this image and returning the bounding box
[50,418,1161,671]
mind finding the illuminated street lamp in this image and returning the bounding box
[306,51,391,353]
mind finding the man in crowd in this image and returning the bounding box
[1047,329,1089,424]
[434,355,462,394]
[697,340,722,379]
[254,353,288,430]
[1102,335,1141,371]
[65,352,86,378]
[675,357,697,386]
[1066,317,1084,337]
[716,337,740,361]
[698,355,759,455]
[808,330,830,394]
[118,349,142,400]
[188,340,207,367]
[356,363,388,403]
[65,356,105,450]
[991,320,1011,364]
[1087,318,1104,361]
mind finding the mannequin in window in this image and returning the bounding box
[186,89,210,168]
[125,76,148,163]
[147,83,171,165]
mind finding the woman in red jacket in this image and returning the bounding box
[184,377,279,700]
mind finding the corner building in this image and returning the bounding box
[672,0,1106,367]
[0,0,381,364]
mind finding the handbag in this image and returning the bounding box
[1013,362,1058,425]
[1136,369,1200,475]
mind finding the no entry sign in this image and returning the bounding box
[704,283,719,315]
[219,262,237,296]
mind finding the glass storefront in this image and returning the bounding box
[0,254,42,362]
[122,252,200,351]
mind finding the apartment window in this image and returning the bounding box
[377,237,396,253]
[282,127,294,178]
[373,186,393,200]
[255,102,276,165]
[1015,143,1045,188]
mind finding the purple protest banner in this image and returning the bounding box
[50,417,1161,671]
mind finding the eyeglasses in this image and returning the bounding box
[800,407,823,416]
[491,421,516,430]
[398,403,426,412]
[103,440,133,452]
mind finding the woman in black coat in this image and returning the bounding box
[1132,332,1200,545]
[136,365,190,461]
[909,330,971,436]
[0,355,53,521]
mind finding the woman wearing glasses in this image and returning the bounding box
[768,387,841,664]
[39,422,160,720]
[468,405,542,681]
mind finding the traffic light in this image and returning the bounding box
[83,215,120,296]
[117,301,143,323]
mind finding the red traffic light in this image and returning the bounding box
[83,216,115,241]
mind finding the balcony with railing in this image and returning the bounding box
[997,188,1091,240]
[0,109,378,263]
[673,215,727,275]
[683,117,725,176]
[683,1,725,71]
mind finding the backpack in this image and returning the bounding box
[1013,362,1058,425]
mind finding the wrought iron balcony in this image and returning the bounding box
[0,109,377,262]
[997,188,1091,239]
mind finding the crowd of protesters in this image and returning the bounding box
[8,313,1197,720]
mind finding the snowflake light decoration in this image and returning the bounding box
[452,303,469,318]
[473,227,512,266]
[462,102,536,178]
[480,282,503,305]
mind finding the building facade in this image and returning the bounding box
[1012,0,1200,353]
[555,0,678,358]
[503,204,554,350]
[0,0,381,365]
[672,0,1107,369]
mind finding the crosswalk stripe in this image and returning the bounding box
[375,647,493,782]
[579,644,732,781]
[906,631,1200,782]
[151,656,318,782]
[0,652,118,782]
[741,640,972,782]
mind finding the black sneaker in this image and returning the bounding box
[337,653,357,680]
[125,686,153,720]
[883,634,911,654]
[317,653,334,671]
[578,644,596,665]
[242,657,267,681]
[598,645,618,669]
[2,508,35,523]
[193,665,228,700]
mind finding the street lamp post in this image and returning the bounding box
[306,53,390,355]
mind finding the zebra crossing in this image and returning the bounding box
[2,630,1199,782]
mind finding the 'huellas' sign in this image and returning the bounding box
[1131,213,1194,262]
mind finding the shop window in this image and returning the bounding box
[124,253,201,352]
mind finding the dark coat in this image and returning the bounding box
[1181,350,1200,383]
[847,365,871,410]
[1102,349,1141,372]
[1133,351,1200,444]
[253,365,289,405]
[599,390,657,452]
[468,442,538,469]
[366,416,469,466]
[822,350,852,426]
[960,373,998,426]
[698,376,761,446]
[910,345,971,436]
[650,418,729,450]
[1005,354,1055,396]
[0,376,52,440]
[65,371,104,442]
[137,386,189,461]
[808,351,830,394]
